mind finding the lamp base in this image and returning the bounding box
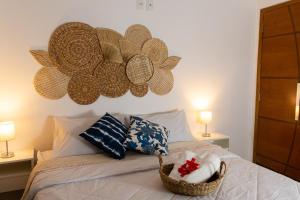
[202,132,211,137]
[1,152,14,158]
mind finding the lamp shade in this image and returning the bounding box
[198,111,212,124]
[0,121,15,141]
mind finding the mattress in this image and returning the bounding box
[23,142,300,200]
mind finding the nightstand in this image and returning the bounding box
[194,132,230,150]
[0,149,34,193]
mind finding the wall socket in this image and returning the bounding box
[146,0,154,11]
[136,0,154,11]
[136,0,145,10]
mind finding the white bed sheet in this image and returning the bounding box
[25,142,300,200]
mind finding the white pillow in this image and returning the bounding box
[137,110,193,143]
[52,116,101,158]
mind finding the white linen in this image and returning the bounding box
[23,142,300,200]
[136,110,194,143]
[169,151,221,183]
[37,150,53,163]
[52,117,101,158]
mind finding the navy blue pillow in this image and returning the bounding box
[79,113,127,159]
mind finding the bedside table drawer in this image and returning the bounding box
[0,161,31,193]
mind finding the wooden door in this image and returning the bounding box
[254,0,300,181]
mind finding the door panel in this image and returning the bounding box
[261,35,298,77]
[255,154,286,173]
[297,34,300,59]
[263,7,294,37]
[288,125,300,169]
[259,79,297,121]
[257,118,295,163]
[290,3,300,32]
[285,167,300,181]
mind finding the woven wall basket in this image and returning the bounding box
[119,39,140,62]
[142,38,168,65]
[94,61,130,98]
[100,42,123,64]
[30,50,57,68]
[130,83,148,97]
[48,22,103,77]
[34,67,70,99]
[31,22,181,104]
[149,66,174,95]
[67,73,101,105]
[125,24,152,50]
[126,55,154,85]
[96,28,124,48]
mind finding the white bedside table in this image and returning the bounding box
[0,149,34,193]
[194,132,230,150]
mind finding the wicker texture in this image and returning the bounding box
[101,42,123,63]
[119,39,140,62]
[96,28,124,48]
[159,155,226,196]
[160,56,181,70]
[130,83,148,97]
[94,61,129,98]
[125,24,152,49]
[30,50,57,67]
[67,73,101,105]
[126,55,154,85]
[34,67,70,100]
[142,38,168,65]
[49,22,103,77]
[149,66,173,95]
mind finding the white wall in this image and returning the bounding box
[0,0,257,160]
[258,0,288,8]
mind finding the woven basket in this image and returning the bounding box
[125,24,152,50]
[48,22,103,77]
[126,54,154,85]
[158,155,226,196]
[142,38,168,65]
[130,83,148,97]
[149,66,174,95]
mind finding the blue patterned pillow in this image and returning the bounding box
[124,116,169,155]
[79,113,127,159]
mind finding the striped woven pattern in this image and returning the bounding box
[80,113,127,159]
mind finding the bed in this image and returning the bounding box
[22,141,300,200]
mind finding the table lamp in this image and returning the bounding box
[0,121,15,158]
[197,111,212,137]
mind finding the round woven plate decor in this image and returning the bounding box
[119,39,140,62]
[48,22,103,77]
[149,66,174,95]
[34,67,70,99]
[125,24,152,50]
[142,38,168,65]
[100,42,123,63]
[130,83,148,97]
[67,73,101,105]
[30,50,57,68]
[96,28,124,48]
[126,54,154,85]
[94,61,130,98]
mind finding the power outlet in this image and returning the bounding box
[136,0,145,10]
[146,0,154,11]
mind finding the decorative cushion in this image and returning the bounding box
[80,113,127,159]
[124,116,169,155]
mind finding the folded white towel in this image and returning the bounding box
[169,151,220,184]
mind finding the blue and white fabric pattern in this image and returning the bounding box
[124,116,169,155]
[79,113,127,159]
